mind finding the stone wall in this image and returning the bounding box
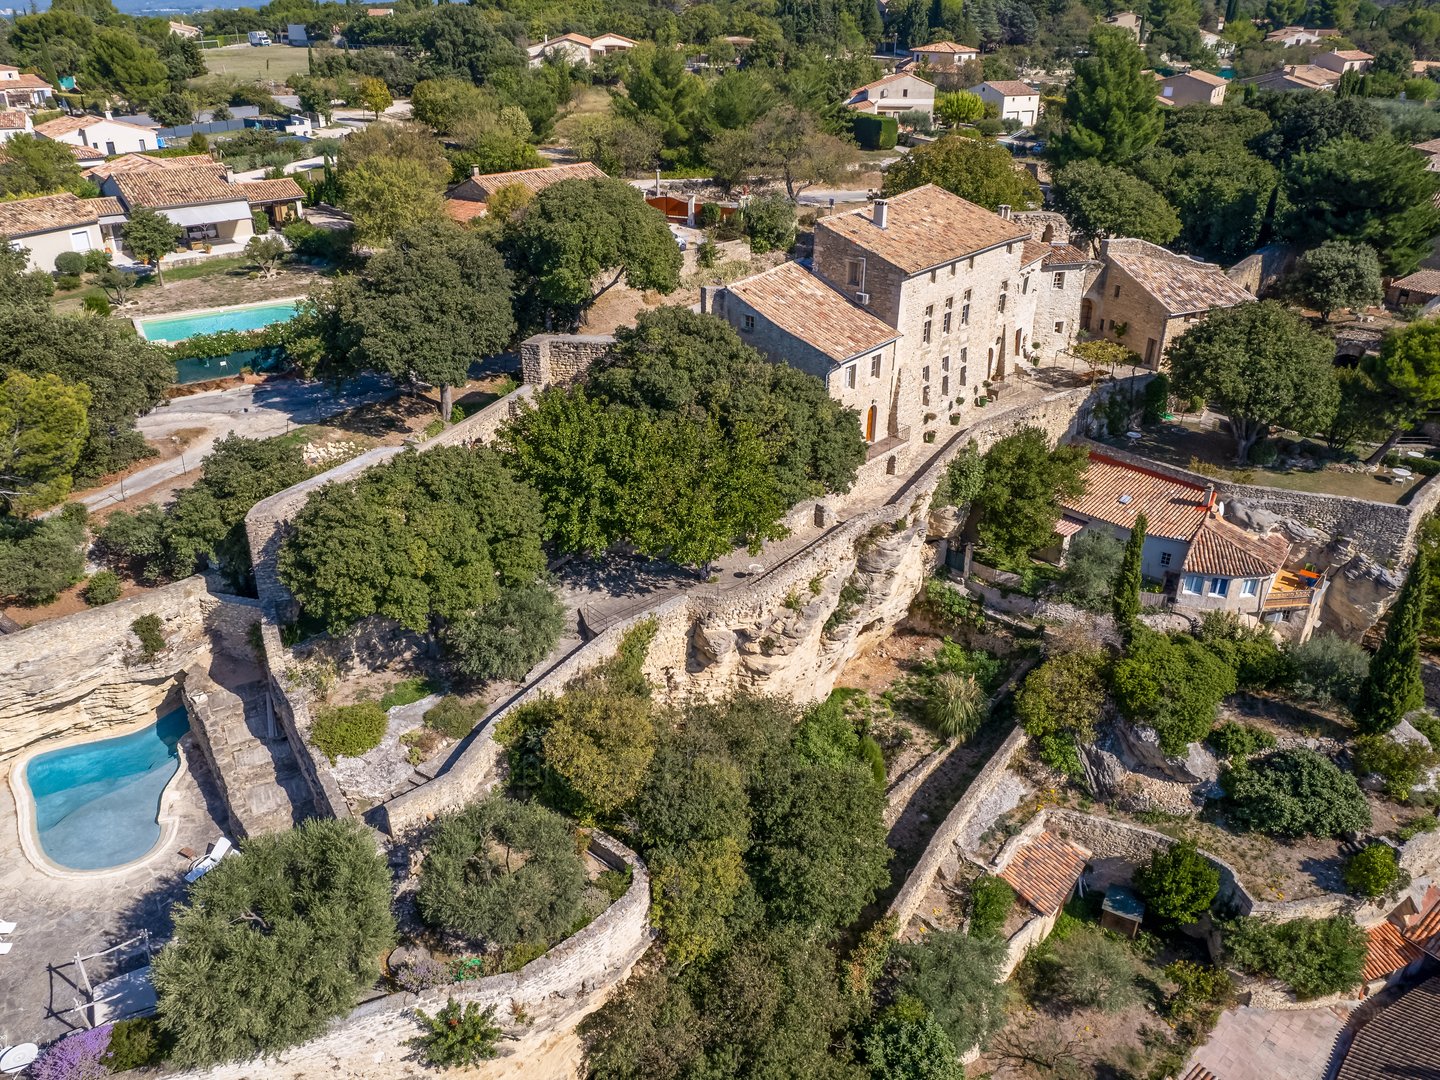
[167,832,652,1080]
[519,333,615,388]
[0,576,255,758]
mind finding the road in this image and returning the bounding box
[78,374,395,512]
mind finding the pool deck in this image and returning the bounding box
[0,733,230,1044]
[132,296,307,342]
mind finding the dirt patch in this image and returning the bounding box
[54,262,327,319]
[1,576,148,630]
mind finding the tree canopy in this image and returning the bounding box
[1111,628,1237,754]
[969,427,1088,562]
[0,372,90,518]
[1223,748,1372,839]
[1054,26,1162,166]
[1291,241,1384,322]
[882,133,1042,210]
[1166,301,1339,464]
[1051,160,1180,245]
[1354,549,1428,735]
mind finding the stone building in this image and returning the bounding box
[1157,69,1227,107]
[1081,237,1253,368]
[702,185,1093,473]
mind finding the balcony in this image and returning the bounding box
[867,427,911,461]
[1264,567,1324,611]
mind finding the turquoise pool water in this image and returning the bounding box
[26,709,190,871]
[138,301,300,344]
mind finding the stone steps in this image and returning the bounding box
[183,666,315,837]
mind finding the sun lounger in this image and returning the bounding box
[0,944,11,955]
[184,837,234,884]
[0,921,14,936]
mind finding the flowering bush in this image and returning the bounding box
[391,954,451,993]
[33,1025,112,1080]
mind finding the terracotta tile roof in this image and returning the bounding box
[1020,239,1049,267]
[1364,922,1423,983]
[1413,137,1440,155]
[1247,64,1339,90]
[449,161,606,203]
[0,111,28,130]
[5,74,52,91]
[64,143,106,162]
[849,71,937,96]
[86,196,126,218]
[112,164,242,209]
[912,40,978,53]
[819,185,1030,275]
[0,65,15,72]
[444,198,488,223]
[999,830,1090,916]
[85,153,217,181]
[1182,514,1288,579]
[237,177,305,204]
[1390,269,1440,297]
[1042,243,1093,267]
[36,113,153,138]
[727,261,901,362]
[1405,900,1440,955]
[1061,452,1210,541]
[979,79,1038,97]
[0,192,98,239]
[1336,975,1440,1080]
[1108,245,1253,314]
[1173,68,1228,86]
[1329,49,1373,60]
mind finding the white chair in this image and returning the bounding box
[0,944,11,956]
[184,837,234,884]
[0,1043,38,1074]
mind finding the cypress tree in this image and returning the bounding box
[1354,549,1429,734]
[1112,511,1146,634]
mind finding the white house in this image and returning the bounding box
[1105,11,1143,37]
[527,32,637,67]
[168,21,202,38]
[906,40,979,71]
[844,72,936,122]
[0,110,33,142]
[970,80,1041,126]
[36,113,158,156]
[1313,49,1374,75]
[1264,25,1339,46]
[0,65,53,110]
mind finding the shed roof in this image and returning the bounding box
[1102,885,1146,920]
[1060,452,1210,541]
[999,830,1090,916]
[1390,269,1440,297]
[727,261,901,363]
[1181,514,1289,579]
[1336,976,1440,1080]
[818,184,1030,275]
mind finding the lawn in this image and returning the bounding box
[195,45,312,86]
[1110,420,1414,505]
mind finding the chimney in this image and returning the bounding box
[1203,483,1216,509]
[997,203,1011,220]
[103,108,113,121]
[471,164,479,177]
[873,199,888,229]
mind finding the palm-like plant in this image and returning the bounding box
[927,671,984,741]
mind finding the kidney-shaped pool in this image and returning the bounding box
[24,710,190,871]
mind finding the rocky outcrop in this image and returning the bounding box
[1080,719,1215,814]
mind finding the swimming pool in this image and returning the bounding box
[137,301,301,344]
[25,710,190,871]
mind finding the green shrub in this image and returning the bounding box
[413,999,502,1067]
[54,251,87,276]
[378,676,437,710]
[1016,646,1108,776]
[914,576,979,632]
[1196,611,1290,691]
[1039,923,1140,1013]
[1056,529,1124,611]
[1343,843,1407,899]
[862,998,965,1080]
[1223,748,1371,838]
[443,581,565,683]
[83,248,111,274]
[1112,629,1237,754]
[1353,733,1436,802]
[82,570,122,606]
[895,931,1007,1053]
[1225,915,1367,999]
[102,1016,169,1071]
[968,875,1015,938]
[696,237,718,268]
[858,735,886,785]
[82,294,112,316]
[852,113,899,150]
[1163,960,1233,1044]
[1133,840,1220,927]
[925,671,984,741]
[1206,721,1276,760]
[424,695,485,740]
[744,194,797,254]
[1287,633,1370,710]
[310,701,388,762]
[131,613,166,661]
[0,503,88,605]
[55,273,83,290]
[417,797,586,946]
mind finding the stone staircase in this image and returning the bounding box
[183,665,315,837]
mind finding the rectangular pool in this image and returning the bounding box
[137,301,302,344]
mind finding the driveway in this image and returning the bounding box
[1185,1004,1352,1080]
[78,375,394,512]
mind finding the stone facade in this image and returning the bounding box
[520,334,616,389]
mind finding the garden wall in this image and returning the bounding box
[519,333,615,388]
[165,832,653,1080]
[0,576,259,758]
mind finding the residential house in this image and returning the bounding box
[1386,269,1440,309]
[1314,48,1373,74]
[1242,63,1341,92]
[906,40,979,71]
[82,152,215,184]
[36,113,158,156]
[1414,137,1440,171]
[0,65,53,110]
[1197,28,1235,57]
[168,20,202,38]
[0,192,113,271]
[235,176,306,229]
[526,32,636,67]
[1056,451,1324,634]
[0,110,32,142]
[844,72,936,123]
[1335,975,1440,1079]
[1081,237,1254,368]
[444,160,606,222]
[702,186,1092,476]
[1264,25,1340,46]
[970,81,1041,126]
[1157,69,1227,107]
[1105,11,1143,38]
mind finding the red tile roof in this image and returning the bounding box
[1390,269,1440,298]
[1021,239,1049,267]
[0,192,100,239]
[444,198,488,223]
[1061,452,1210,542]
[4,74,52,91]
[1364,922,1423,983]
[85,153,217,182]
[1405,900,1440,956]
[111,164,240,209]
[36,113,152,138]
[912,40,979,53]
[1182,514,1289,579]
[1336,976,1440,1080]
[819,184,1031,275]
[237,177,305,204]
[979,79,1039,97]
[727,261,901,363]
[999,830,1090,916]
[0,111,28,130]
